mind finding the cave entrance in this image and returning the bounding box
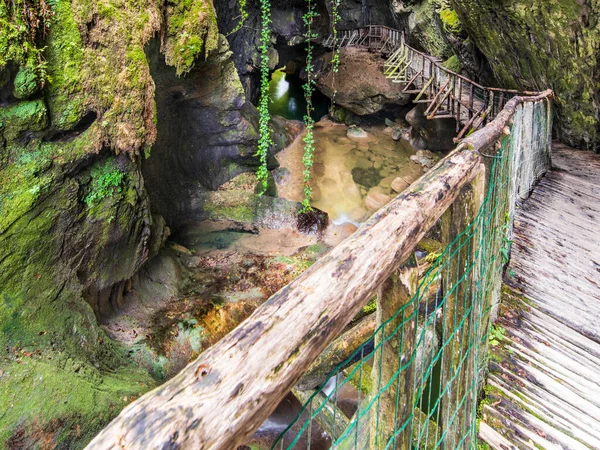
[268,69,329,122]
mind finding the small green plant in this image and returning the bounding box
[84,161,125,206]
[362,297,377,315]
[227,0,248,35]
[489,325,506,347]
[255,0,273,195]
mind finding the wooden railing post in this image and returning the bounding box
[370,255,420,449]
[439,167,485,449]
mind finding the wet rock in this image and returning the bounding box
[315,47,412,116]
[354,157,373,170]
[392,129,403,141]
[347,125,368,139]
[406,104,458,151]
[364,187,393,212]
[273,167,292,186]
[169,243,193,256]
[351,166,383,188]
[391,177,411,193]
[410,150,440,170]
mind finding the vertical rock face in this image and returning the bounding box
[0,0,266,447]
[143,36,260,227]
[450,0,600,151]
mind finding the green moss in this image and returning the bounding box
[442,55,461,73]
[0,0,50,83]
[0,99,48,141]
[163,0,220,75]
[12,67,40,99]
[44,0,86,130]
[416,238,443,255]
[452,0,600,149]
[412,0,454,59]
[346,361,372,395]
[0,359,153,448]
[439,7,462,34]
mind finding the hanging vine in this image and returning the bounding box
[300,0,318,212]
[227,0,249,36]
[330,0,341,105]
[255,0,273,194]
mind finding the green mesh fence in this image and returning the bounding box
[270,98,552,450]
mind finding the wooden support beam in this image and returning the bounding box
[402,70,423,93]
[425,78,450,116]
[439,168,485,450]
[296,314,376,391]
[292,388,351,441]
[414,76,435,103]
[370,256,420,449]
[427,78,455,119]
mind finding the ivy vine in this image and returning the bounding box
[300,0,318,212]
[227,0,248,36]
[330,0,341,104]
[255,0,273,194]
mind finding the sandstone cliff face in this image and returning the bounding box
[450,0,600,151]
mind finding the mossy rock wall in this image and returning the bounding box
[450,0,600,151]
[0,0,228,447]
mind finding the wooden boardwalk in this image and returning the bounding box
[479,143,600,449]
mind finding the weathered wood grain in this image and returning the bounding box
[480,145,600,450]
[85,149,485,450]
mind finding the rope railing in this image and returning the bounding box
[83,27,554,450]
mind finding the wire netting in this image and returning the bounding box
[270,99,552,450]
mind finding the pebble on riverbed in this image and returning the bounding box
[347,125,369,139]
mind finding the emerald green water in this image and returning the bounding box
[268,70,330,122]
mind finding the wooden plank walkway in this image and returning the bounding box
[479,143,600,449]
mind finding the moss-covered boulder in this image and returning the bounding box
[450,0,600,151]
[12,67,40,99]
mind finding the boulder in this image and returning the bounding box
[410,150,440,170]
[347,125,369,138]
[315,47,413,116]
[406,104,458,152]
